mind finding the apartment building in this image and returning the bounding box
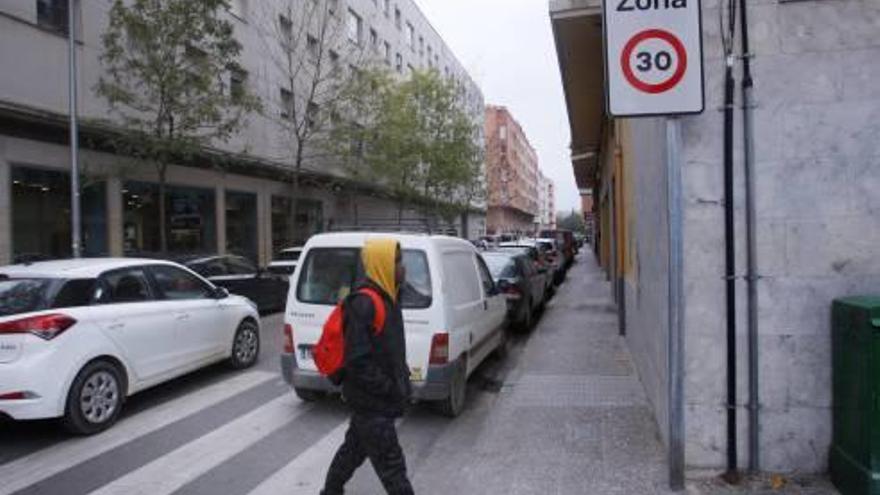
[0,0,485,265]
[536,171,556,231]
[484,105,540,234]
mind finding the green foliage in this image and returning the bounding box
[332,68,484,217]
[557,210,587,234]
[95,0,260,251]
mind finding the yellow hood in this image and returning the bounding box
[362,238,400,301]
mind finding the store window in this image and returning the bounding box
[11,166,106,261]
[123,182,216,255]
[295,199,323,245]
[272,195,296,253]
[226,191,257,261]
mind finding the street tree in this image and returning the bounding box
[96,0,260,253]
[255,0,372,242]
[557,210,587,234]
[333,68,484,225]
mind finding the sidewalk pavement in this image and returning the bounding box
[438,250,838,494]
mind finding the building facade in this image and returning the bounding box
[0,0,486,266]
[537,172,557,231]
[551,0,880,478]
[484,105,540,234]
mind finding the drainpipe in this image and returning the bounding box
[740,0,759,473]
[722,52,739,481]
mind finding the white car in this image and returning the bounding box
[0,258,261,434]
[267,247,303,276]
[281,233,507,417]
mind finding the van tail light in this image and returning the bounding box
[429,333,449,365]
[283,324,295,354]
[0,314,76,340]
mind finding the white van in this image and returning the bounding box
[280,232,507,417]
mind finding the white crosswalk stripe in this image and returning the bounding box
[246,421,350,495]
[0,370,276,495]
[88,394,310,495]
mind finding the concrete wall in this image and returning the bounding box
[621,117,671,447]
[677,0,880,473]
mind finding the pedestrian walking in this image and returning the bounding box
[321,238,414,495]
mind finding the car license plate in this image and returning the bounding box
[298,344,314,361]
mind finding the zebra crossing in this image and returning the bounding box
[0,369,457,495]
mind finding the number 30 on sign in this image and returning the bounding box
[603,0,705,116]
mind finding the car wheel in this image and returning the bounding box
[62,361,124,435]
[294,387,325,402]
[229,320,260,369]
[436,361,467,418]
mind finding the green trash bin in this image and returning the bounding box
[831,296,880,495]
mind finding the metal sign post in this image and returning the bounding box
[68,0,81,258]
[666,116,685,490]
[603,0,705,117]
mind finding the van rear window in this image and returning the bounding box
[296,248,432,309]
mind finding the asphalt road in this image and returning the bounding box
[0,296,535,494]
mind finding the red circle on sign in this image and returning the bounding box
[621,29,688,94]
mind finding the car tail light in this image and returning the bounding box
[502,284,523,300]
[283,324,295,354]
[0,314,76,340]
[429,333,449,365]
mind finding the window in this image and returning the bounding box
[394,7,401,29]
[53,279,99,309]
[475,255,496,296]
[37,0,69,34]
[483,255,517,279]
[329,50,340,72]
[418,36,424,56]
[406,23,414,48]
[188,259,226,278]
[369,28,378,51]
[122,182,216,256]
[307,102,319,129]
[149,265,212,301]
[98,269,152,304]
[225,257,258,276]
[307,34,319,60]
[280,88,294,120]
[12,166,107,260]
[272,196,295,253]
[226,191,257,261]
[296,248,432,308]
[229,67,247,100]
[279,15,293,49]
[384,41,391,65]
[395,53,403,73]
[347,9,362,45]
[443,253,481,305]
[0,279,54,317]
[427,46,433,63]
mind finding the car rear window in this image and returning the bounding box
[0,278,55,317]
[277,250,301,262]
[296,248,432,309]
[52,279,98,309]
[483,255,518,279]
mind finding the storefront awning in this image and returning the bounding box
[550,0,606,189]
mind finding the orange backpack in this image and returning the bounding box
[313,287,386,385]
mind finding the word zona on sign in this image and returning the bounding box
[616,0,688,12]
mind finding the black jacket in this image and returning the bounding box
[341,281,411,417]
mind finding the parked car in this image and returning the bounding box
[496,243,555,300]
[281,232,507,417]
[539,229,576,268]
[535,238,567,285]
[0,258,260,434]
[182,255,288,314]
[482,251,546,332]
[267,247,303,276]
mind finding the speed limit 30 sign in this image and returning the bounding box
[603,0,705,116]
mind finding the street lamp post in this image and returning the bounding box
[68,0,82,258]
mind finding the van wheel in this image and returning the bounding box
[294,387,325,402]
[62,361,124,435]
[436,362,467,418]
[229,320,260,369]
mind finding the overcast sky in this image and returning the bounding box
[413,0,580,213]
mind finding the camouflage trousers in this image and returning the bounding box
[321,413,414,495]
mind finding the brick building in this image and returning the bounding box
[484,105,539,234]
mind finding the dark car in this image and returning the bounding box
[496,243,555,299]
[539,229,576,269]
[482,251,546,332]
[183,255,288,314]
